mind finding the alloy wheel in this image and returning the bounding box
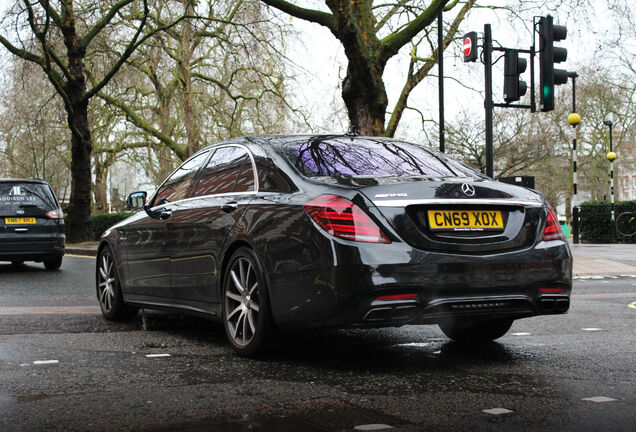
[224,257,260,347]
[98,251,116,313]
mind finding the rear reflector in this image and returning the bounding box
[375,293,417,301]
[539,288,566,293]
[304,195,390,243]
[542,203,564,241]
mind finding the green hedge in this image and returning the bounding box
[90,212,133,240]
[579,200,636,243]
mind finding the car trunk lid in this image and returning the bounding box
[358,178,545,253]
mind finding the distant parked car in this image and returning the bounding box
[97,135,572,356]
[0,178,65,270]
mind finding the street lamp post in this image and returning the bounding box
[604,119,617,242]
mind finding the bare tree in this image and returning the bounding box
[0,0,152,241]
[98,0,296,183]
[258,0,479,136]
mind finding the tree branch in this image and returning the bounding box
[259,0,336,31]
[98,91,187,160]
[84,0,151,100]
[80,0,135,48]
[380,0,448,61]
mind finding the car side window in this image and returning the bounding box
[255,157,294,193]
[193,146,255,197]
[152,151,209,205]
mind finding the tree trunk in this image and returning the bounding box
[327,0,388,135]
[94,156,107,214]
[342,62,388,136]
[61,1,92,243]
[65,98,93,242]
[179,1,199,156]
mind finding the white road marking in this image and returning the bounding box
[33,360,59,365]
[395,342,433,348]
[0,306,100,315]
[582,328,603,331]
[511,332,531,336]
[482,408,513,415]
[582,396,617,403]
[354,425,394,431]
[145,353,171,358]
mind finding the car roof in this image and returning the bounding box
[0,178,50,185]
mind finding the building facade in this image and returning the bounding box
[616,141,636,201]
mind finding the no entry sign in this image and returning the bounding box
[463,31,478,62]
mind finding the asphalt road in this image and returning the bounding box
[0,256,634,432]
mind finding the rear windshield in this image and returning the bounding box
[0,182,57,210]
[284,137,477,178]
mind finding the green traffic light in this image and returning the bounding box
[543,85,551,98]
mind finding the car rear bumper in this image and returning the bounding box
[269,239,572,331]
[0,235,65,262]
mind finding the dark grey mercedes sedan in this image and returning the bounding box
[97,135,572,356]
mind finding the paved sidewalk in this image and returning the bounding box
[570,242,636,276]
[65,241,636,277]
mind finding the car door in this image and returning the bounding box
[170,145,257,305]
[122,151,210,300]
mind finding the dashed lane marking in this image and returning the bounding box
[573,293,635,299]
[510,332,531,336]
[354,425,394,431]
[0,306,100,315]
[582,396,617,403]
[145,353,171,358]
[574,274,636,280]
[582,328,603,331]
[33,360,59,365]
[483,408,513,415]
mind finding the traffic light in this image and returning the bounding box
[538,15,568,112]
[503,50,527,103]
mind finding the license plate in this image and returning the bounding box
[5,217,36,225]
[427,210,504,231]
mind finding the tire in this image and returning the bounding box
[96,245,138,321]
[439,318,513,342]
[222,247,274,357]
[43,256,63,271]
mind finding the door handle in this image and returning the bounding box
[221,201,238,213]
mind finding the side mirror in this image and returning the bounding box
[126,191,147,210]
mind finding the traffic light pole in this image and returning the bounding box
[569,72,580,244]
[484,24,494,178]
[438,11,445,153]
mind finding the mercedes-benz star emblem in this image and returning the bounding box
[461,183,476,197]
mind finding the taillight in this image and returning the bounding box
[46,208,64,219]
[304,195,390,243]
[542,203,564,241]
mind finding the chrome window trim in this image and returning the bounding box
[372,198,544,208]
[151,191,257,209]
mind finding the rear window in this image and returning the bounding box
[0,182,57,210]
[284,137,475,178]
